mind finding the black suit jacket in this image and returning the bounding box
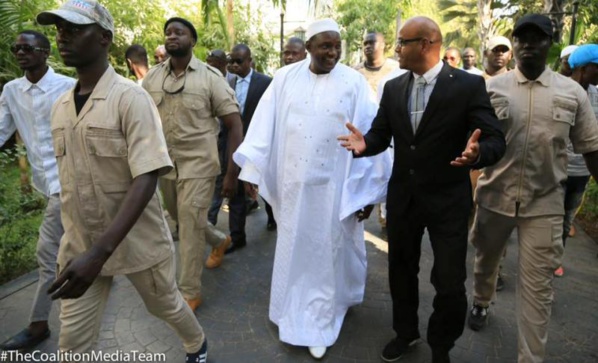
[229,71,272,134]
[362,63,506,214]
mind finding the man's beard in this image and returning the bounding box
[168,47,189,58]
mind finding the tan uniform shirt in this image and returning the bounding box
[51,66,174,275]
[482,67,509,80]
[476,67,598,217]
[353,58,400,97]
[142,56,239,180]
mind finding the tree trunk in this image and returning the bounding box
[477,0,493,67]
[226,0,235,45]
[544,0,565,43]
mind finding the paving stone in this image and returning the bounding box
[1,208,597,362]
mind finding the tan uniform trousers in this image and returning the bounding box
[159,176,222,299]
[59,255,203,360]
[470,206,564,363]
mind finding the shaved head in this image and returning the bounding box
[396,16,443,74]
[403,16,442,47]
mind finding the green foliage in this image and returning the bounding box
[578,178,598,221]
[0,148,46,284]
[438,0,478,50]
[335,0,409,59]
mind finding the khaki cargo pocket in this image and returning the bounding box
[490,97,509,120]
[552,96,577,125]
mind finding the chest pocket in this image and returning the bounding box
[85,123,131,184]
[491,97,510,120]
[552,96,577,125]
[182,93,212,117]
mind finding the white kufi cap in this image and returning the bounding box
[306,18,340,40]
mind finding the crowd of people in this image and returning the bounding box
[1,1,597,363]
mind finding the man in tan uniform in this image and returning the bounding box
[142,17,243,311]
[353,32,400,98]
[468,15,598,363]
[37,1,207,362]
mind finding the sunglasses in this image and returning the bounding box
[162,72,186,95]
[443,56,458,61]
[10,44,48,55]
[228,58,246,65]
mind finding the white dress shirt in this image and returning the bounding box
[0,67,76,196]
[408,60,443,115]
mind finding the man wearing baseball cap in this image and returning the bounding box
[36,1,207,362]
[482,36,512,79]
[142,17,243,312]
[469,14,598,363]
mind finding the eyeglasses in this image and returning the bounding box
[397,37,438,48]
[397,37,424,47]
[10,44,48,54]
[228,57,246,65]
[443,56,458,61]
[162,72,186,95]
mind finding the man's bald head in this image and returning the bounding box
[402,17,442,47]
[396,16,442,75]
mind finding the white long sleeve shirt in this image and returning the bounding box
[0,67,76,196]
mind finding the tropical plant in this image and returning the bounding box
[335,0,411,64]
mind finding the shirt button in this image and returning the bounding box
[410,145,416,150]
[409,169,415,175]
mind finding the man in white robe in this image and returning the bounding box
[233,19,391,359]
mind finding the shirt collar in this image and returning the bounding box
[237,68,253,83]
[164,55,201,75]
[514,66,552,87]
[415,60,443,84]
[20,66,56,93]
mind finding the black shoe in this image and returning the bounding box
[468,304,488,331]
[381,337,420,362]
[267,220,277,231]
[0,328,50,350]
[432,349,451,363]
[186,338,207,363]
[225,241,246,255]
[496,273,505,291]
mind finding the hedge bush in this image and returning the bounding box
[0,147,46,284]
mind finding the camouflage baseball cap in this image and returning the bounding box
[37,0,114,35]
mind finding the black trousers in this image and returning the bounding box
[386,183,470,351]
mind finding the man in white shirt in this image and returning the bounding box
[0,30,75,351]
[462,47,484,75]
[125,44,149,84]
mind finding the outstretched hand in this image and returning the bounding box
[337,123,367,155]
[451,129,481,167]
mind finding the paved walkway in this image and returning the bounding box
[1,204,597,362]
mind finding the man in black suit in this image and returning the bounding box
[338,17,505,363]
[207,43,273,254]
